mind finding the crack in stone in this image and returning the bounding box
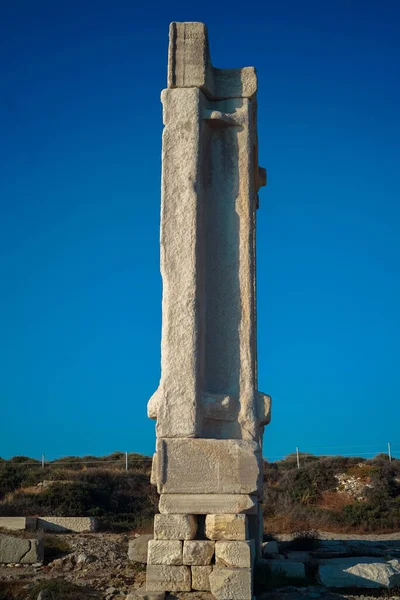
[18,539,32,563]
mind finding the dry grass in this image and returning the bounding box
[263,514,313,534]
[344,463,378,481]
[1,486,43,504]
[317,490,357,511]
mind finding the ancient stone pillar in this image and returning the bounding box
[147,22,271,599]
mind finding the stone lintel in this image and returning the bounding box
[159,494,258,515]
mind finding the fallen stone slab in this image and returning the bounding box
[37,517,96,532]
[318,557,400,588]
[0,517,37,531]
[128,535,153,564]
[262,541,279,556]
[259,559,305,579]
[0,533,44,564]
[159,494,257,515]
[285,551,311,562]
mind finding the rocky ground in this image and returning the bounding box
[1,532,400,600]
[0,533,145,599]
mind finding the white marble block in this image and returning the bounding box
[183,540,215,566]
[205,514,248,540]
[153,514,197,540]
[147,540,182,565]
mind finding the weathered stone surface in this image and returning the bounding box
[166,594,213,600]
[191,566,213,591]
[260,559,305,579]
[154,514,197,540]
[168,22,257,100]
[128,535,153,564]
[209,567,252,600]
[37,517,96,532]
[205,514,247,541]
[126,589,165,600]
[155,439,262,495]
[215,541,253,568]
[0,534,43,564]
[0,517,37,531]
[183,541,215,566]
[146,565,191,592]
[148,540,182,565]
[148,23,269,443]
[318,557,400,588]
[147,21,269,596]
[159,494,257,515]
[261,541,279,556]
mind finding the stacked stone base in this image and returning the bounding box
[146,512,255,599]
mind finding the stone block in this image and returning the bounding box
[155,438,262,495]
[260,559,305,579]
[191,566,213,591]
[37,517,96,532]
[183,541,215,566]
[159,494,257,515]
[318,557,400,588]
[126,590,165,600]
[215,541,253,569]
[0,517,37,531]
[0,534,43,564]
[154,514,197,540]
[146,565,191,592]
[261,541,279,556]
[205,514,247,541]
[285,551,310,562]
[128,535,153,564]
[209,567,252,600]
[148,540,182,565]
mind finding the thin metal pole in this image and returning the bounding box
[125,451,128,472]
[296,447,300,470]
[388,442,392,462]
[41,454,45,469]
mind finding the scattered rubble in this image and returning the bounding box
[335,471,373,501]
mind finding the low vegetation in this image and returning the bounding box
[0,453,157,531]
[263,453,400,533]
[0,452,399,533]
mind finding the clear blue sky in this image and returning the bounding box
[1,1,399,461]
